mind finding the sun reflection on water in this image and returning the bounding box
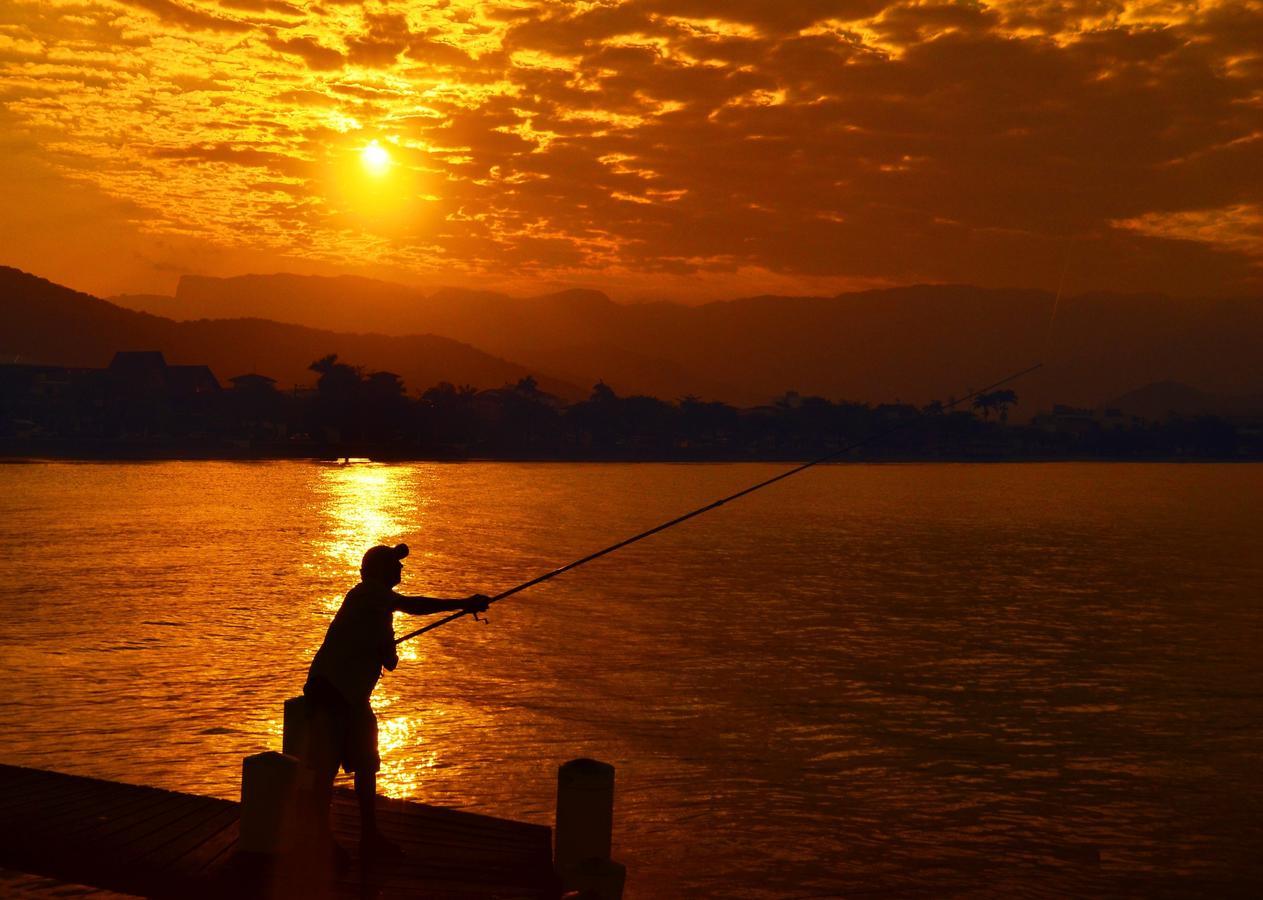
[315,462,419,575]
[310,462,443,798]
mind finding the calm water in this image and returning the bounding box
[0,461,1260,897]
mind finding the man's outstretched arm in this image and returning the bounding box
[391,593,490,616]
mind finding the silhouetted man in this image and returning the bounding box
[304,543,488,861]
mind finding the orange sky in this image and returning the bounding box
[1,0,1260,299]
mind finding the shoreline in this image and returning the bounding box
[2,448,1259,465]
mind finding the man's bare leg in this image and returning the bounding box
[355,771,403,860]
[306,760,350,870]
[354,770,377,841]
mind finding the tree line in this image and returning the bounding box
[0,353,1256,460]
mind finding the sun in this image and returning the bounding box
[361,140,391,176]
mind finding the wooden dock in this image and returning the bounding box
[0,764,558,899]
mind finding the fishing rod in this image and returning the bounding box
[395,360,1044,646]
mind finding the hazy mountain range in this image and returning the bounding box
[3,265,1261,416]
[1106,382,1263,421]
[1,267,578,398]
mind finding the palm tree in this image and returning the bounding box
[308,354,360,397]
[513,374,541,398]
[308,354,363,443]
[973,389,1018,423]
[991,389,1018,424]
[590,380,617,404]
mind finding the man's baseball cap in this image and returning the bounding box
[361,543,409,578]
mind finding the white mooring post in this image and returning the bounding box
[240,751,300,854]
[555,758,626,900]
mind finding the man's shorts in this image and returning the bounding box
[303,676,381,775]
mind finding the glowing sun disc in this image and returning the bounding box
[361,140,391,175]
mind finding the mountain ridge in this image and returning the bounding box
[107,272,1263,411]
[2,266,582,398]
[1108,381,1263,420]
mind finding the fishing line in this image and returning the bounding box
[1044,237,1073,356]
[395,360,1043,645]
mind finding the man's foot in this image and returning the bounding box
[360,831,406,862]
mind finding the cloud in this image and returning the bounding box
[345,11,411,67]
[265,32,345,70]
[643,1,891,34]
[146,142,309,177]
[1114,204,1263,257]
[122,0,252,33]
[216,0,303,15]
[1,0,1259,297]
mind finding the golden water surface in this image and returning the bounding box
[1,461,1260,897]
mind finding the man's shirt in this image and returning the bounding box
[307,580,397,705]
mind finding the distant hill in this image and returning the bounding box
[110,273,1263,412]
[1108,381,1263,420]
[109,293,193,320]
[120,275,744,402]
[0,267,580,398]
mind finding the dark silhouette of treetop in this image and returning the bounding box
[590,381,617,403]
[974,389,1019,423]
[2,345,1258,461]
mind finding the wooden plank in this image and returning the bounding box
[327,845,557,898]
[36,800,230,899]
[9,776,146,819]
[57,789,202,844]
[337,789,547,832]
[0,772,176,835]
[323,851,554,895]
[56,788,182,840]
[1,800,209,894]
[0,774,99,816]
[99,796,224,862]
[330,797,549,849]
[0,865,146,899]
[136,803,238,873]
[339,832,546,863]
[327,823,544,866]
[326,830,544,867]
[349,880,550,899]
[0,766,55,796]
[383,847,554,875]
[129,800,231,864]
[378,804,549,843]
[0,789,103,831]
[0,766,136,797]
[0,804,136,859]
[383,861,555,888]
[329,801,545,839]
[343,867,554,900]
[328,809,548,856]
[55,790,190,845]
[372,793,550,836]
[178,818,240,876]
[328,827,541,858]
[0,793,135,844]
[321,832,556,889]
